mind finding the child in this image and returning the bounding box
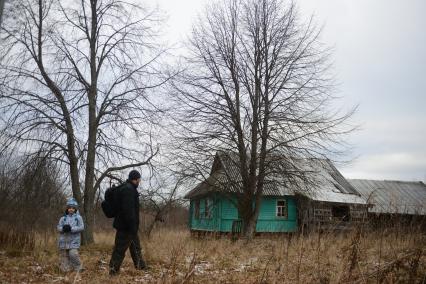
[57,198,84,272]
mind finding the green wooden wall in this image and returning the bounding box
[188,194,298,233]
[188,194,220,231]
[256,196,297,232]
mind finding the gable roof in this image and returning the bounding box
[185,151,366,204]
[348,179,426,215]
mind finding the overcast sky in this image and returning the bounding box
[147,0,426,182]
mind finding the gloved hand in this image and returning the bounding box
[62,224,72,233]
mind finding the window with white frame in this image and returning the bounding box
[276,200,287,218]
[204,198,212,218]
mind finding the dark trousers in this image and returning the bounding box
[109,230,145,271]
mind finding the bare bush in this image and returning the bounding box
[0,152,66,251]
[0,153,66,231]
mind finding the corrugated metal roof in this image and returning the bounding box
[348,179,426,215]
[298,159,366,204]
[185,151,366,205]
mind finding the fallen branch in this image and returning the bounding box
[354,249,423,284]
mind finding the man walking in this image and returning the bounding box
[109,170,146,275]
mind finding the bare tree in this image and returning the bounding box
[169,0,356,239]
[140,174,186,238]
[0,0,5,25]
[0,0,167,243]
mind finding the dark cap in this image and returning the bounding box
[128,170,141,181]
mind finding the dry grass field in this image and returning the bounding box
[0,227,424,283]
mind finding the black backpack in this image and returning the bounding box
[101,183,124,218]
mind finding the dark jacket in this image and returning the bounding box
[113,180,140,234]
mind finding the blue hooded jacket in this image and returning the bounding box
[57,198,84,249]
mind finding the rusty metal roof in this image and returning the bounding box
[185,151,366,204]
[348,179,426,215]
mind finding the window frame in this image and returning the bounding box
[194,199,200,220]
[204,198,212,219]
[276,199,288,218]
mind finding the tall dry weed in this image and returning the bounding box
[0,229,35,255]
[0,226,424,283]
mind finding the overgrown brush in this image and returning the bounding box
[0,229,35,255]
[0,227,424,283]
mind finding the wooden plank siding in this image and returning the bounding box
[189,194,298,233]
[188,194,220,231]
[218,196,239,232]
[296,194,368,231]
[256,197,298,232]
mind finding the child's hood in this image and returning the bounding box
[66,198,79,208]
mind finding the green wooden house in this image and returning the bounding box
[187,193,298,233]
[184,151,367,234]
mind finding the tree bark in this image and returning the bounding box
[0,0,5,25]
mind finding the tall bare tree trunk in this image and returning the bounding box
[0,0,5,25]
[242,205,261,239]
[81,0,99,245]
